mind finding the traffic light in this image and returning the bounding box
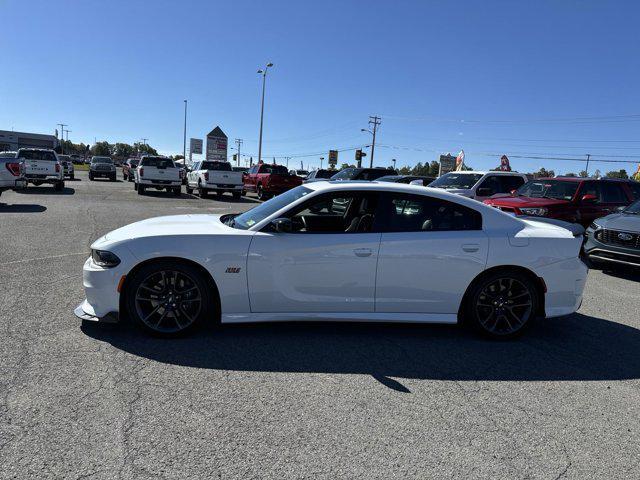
[232,154,237,162]
[355,149,367,161]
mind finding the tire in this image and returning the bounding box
[186,186,193,195]
[198,183,208,198]
[241,190,246,196]
[33,181,42,186]
[125,260,213,337]
[89,173,94,181]
[232,192,241,200]
[173,187,181,196]
[134,182,138,191]
[464,270,539,339]
[70,174,74,180]
[54,181,64,191]
[138,185,145,195]
[257,184,267,201]
[123,173,127,181]
[110,174,116,182]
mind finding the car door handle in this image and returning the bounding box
[462,244,480,253]
[354,248,373,257]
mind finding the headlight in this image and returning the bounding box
[91,249,121,268]
[520,207,548,216]
[588,222,601,230]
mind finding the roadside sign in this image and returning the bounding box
[328,150,338,166]
[438,154,456,176]
[206,126,228,161]
[189,138,203,155]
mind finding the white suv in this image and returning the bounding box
[429,171,529,201]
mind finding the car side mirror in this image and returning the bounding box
[616,205,627,212]
[271,217,292,233]
[477,187,494,197]
[581,194,598,203]
[510,189,518,196]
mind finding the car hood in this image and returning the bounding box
[433,188,473,197]
[594,213,640,231]
[485,195,570,208]
[93,214,233,247]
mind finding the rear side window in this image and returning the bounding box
[360,169,392,181]
[378,193,482,232]
[261,164,288,174]
[18,150,57,161]
[141,157,175,168]
[601,182,627,203]
[629,182,640,200]
[201,161,232,171]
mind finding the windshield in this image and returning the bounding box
[430,173,483,189]
[330,168,357,180]
[231,186,313,229]
[295,170,309,176]
[314,169,333,179]
[92,157,113,164]
[18,150,57,161]
[202,161,232,171]
[623,199,640,214]
[516,180,579,201]
[129,159,139,166]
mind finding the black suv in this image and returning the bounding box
[329,167,397,181]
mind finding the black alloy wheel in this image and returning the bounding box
[468,272,538,338]
[126,263,211,336]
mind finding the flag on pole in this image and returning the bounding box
[633,163,640,181]
[455,150,465,171]
[500,155,511,171]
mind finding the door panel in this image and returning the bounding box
[376,230,488,313]
[247,232,381,313]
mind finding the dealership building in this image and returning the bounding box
[0,130,59,152]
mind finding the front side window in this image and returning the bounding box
[578,182,602,203]
[379,193,482,232]
[286,192,379,233]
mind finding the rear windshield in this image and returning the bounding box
[0,152,17,158]
[261,164,288,175]
[202,161,232,171]
[18,150,57,161]
[91,157,113,164]
[314,169,333,179]
[141,157,175,168]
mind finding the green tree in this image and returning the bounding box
[134,142,158,156]
[564,172,577,177]
[91,141,112,156]
[579,170,588,178]
[532,167,555,178]
[339,163,355,170]
[113,143,134,159]
[605,169,628,179]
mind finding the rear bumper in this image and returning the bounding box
[90,170,116,177]
[25,174,61,183]
[534,257,588,318]
[138,179,181,186]
[205,184,243,192]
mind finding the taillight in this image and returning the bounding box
[55,163,61,173]
[5,162,20,176]
[204,172,209,181]
[139,167,144,177]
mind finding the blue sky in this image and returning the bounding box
[1,0,639,174]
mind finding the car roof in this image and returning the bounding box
[443,170,523,175]
[536,176,635,183]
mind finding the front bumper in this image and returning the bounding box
[76,256,124,321]
[584,234,640,267]
[90,170,116,177]
[74,299,119,323]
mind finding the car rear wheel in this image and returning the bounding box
[126,262,212,337]
[54,181,64,191]
[257,184,267,200]
[198,182,208,198]
[232,192,241,200]
[465,271,538,339]
[138,185,145,195]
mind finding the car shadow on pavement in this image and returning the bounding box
[596,265,640,282]
[15,187,75,195]
[139,190,196,200]
[0,203,47,213]
[82,312,640,391]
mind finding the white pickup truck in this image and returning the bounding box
[0,151,26,199]
[185,160,243,199]
[18,148,65,191]
[134,156,183,196]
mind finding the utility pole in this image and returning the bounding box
[141,138,148,146]
[65,130,71,142]
[256,62,274,166]
[320,157,324,169]
[57,123,67,154]
[585,154,591,176]
[235,138,243,166]
[183,100,187,161]
[368,115,381,168]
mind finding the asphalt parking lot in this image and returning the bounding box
[1,170,640,479]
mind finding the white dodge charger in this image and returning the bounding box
[75,182,587,338]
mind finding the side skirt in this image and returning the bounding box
[221,312,458,324]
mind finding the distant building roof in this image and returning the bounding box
[206,126,227,139]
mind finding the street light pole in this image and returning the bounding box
[183,100,187,161]
[392,158,396,170]
[320,157,324,169]
[256,62,273,166]
[235,138,243,166]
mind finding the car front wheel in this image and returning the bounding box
[465,271,538,339]
[125,262,212,336]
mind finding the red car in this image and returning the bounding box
[243,163,303,200]
[483,177,640,227]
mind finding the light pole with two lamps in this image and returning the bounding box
[256,62,274,166]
